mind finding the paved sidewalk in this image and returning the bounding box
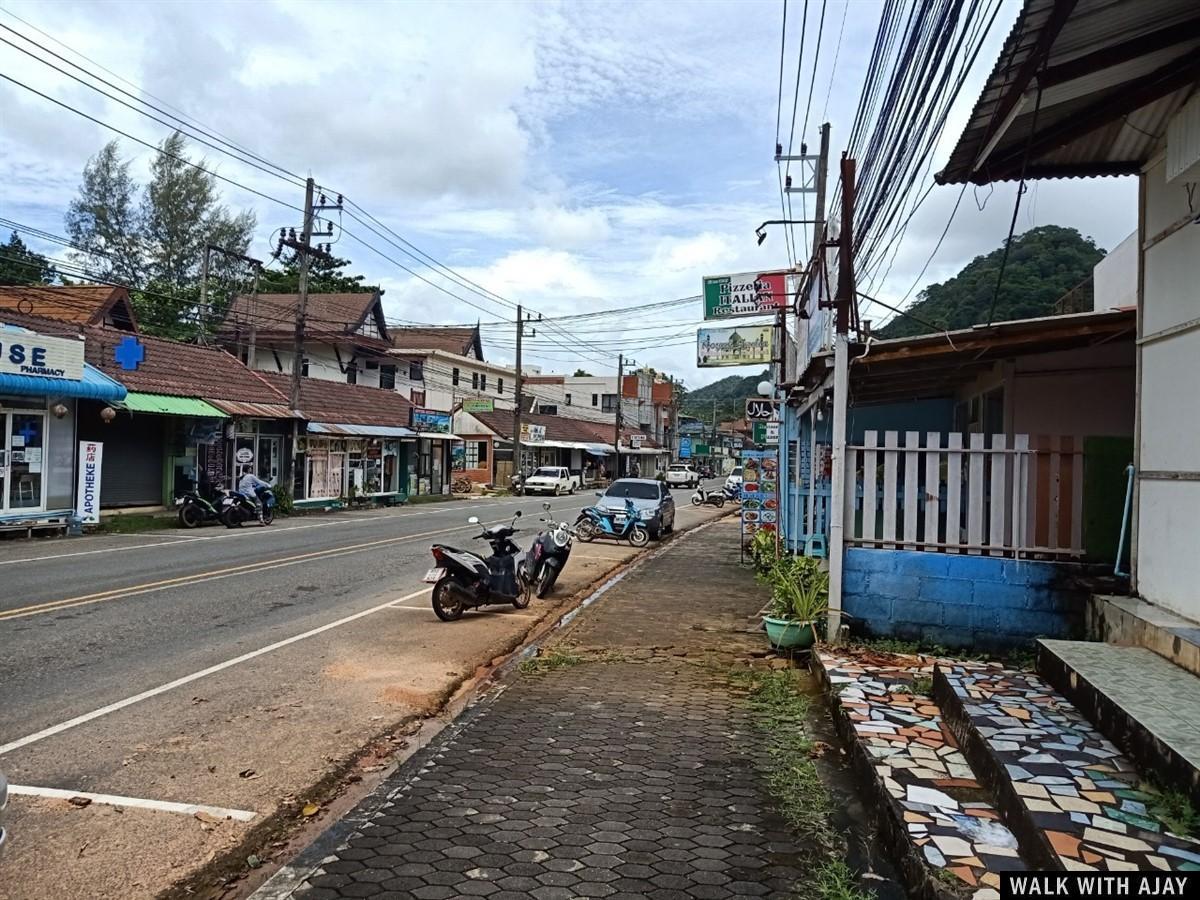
[282,520,812,899]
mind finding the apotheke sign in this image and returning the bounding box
[0,330,84,380]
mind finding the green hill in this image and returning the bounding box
[879,225,1104,339]
[680,370,768,424]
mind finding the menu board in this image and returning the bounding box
[741,448,779,545]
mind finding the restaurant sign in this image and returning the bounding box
[702,271,790,320]
[696,325,774,368]
[411,407,452,433]
[462,398,494,413]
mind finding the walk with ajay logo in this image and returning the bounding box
[1003,873,1193,897]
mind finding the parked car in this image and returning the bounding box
[595,478,676,540]
[523,466,576,495]
[1,770,8,859]
[665,463,700,488]
[725,466,744,493]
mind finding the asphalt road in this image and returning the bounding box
[0,480,728,750]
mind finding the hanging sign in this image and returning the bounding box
[630,434,644,450]
[0,329,84,380]
[702,271,790,320]
[679,437,692,459]
[752,421,780,444]
[411,407,452,433]
[462,398,494,413]
[76,440,103,525]
[745,399,777,420]
[697,325,774,368]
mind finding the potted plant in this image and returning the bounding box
[762,556,829,650]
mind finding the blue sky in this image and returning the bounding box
[0,0,1137,387]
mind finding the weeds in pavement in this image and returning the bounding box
[850,636,1036,671]
[1146,785,1199,836]
[814,859,876,900]
[96,513,178,534]
[910,675,934,696]
[518,648,582,675]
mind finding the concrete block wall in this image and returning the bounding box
[842,548,1087,648]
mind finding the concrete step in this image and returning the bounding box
[1089,593,1200,676]
[1038,639,1200,810]
[816,650,1028,899]
[935,662,1200,872]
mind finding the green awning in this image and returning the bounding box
[121,391,229,418]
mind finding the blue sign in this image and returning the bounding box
[411,407,452,434]
[115,335,145,370]
[679,437,692,459]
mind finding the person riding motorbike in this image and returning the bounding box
[237,467,271,522]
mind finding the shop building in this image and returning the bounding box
[0,321,126,528]
[453,408,616,487]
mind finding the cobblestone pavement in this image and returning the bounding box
[288,521,808,899]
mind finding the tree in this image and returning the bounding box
[259,252,378,294]
[879,225,1105,339]
[0,231,57,285]
[65,141,142,285]
[572,368,593,377]
[65,132,257,338]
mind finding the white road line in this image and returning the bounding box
[8,784,258,822]
[0,587,429,757]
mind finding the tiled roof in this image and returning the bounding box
[390,326,481,358]
[466,410,661,449]
[222,292,386,343]
[85,328,288,405]
[0,284,136,328]
[260,372,414,429]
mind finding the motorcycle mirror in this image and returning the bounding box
[468,516,480,525]
[542,501,551,511]
[594,491,603,497]
[514,510,522,517]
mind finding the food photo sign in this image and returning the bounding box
[740,448,779,548]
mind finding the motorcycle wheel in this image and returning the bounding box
[221,508,241,528]
[431,578,465,621]
[261,507,275,526]
[576,520,598,542]
[714,497,725,508]
[690,496,702,507]
[535,565,557,599]
[629,525,650,547]
[513,582,532,609]
[179,504,203,528]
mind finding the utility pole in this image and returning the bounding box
[614,354,625,479]
[801,122,831,334]
[198,246,211,343]
[513,304,524,488]
[827,154,857,642]
[278,178,341,492]
[246,265,260,370]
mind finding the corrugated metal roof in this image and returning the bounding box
[938,0,1200,184]
[122,392,228,418]
[207,399,296,419]
[308,422,414,438]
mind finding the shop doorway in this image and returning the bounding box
[0,409,47,513]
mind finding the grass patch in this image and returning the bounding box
[406,493,462,505]
[850,636,1037,671]
[910,675,934,696]
[730,669,874,899]
[815,859,877,900]
[519,648,582,675]
[95,513,178,534]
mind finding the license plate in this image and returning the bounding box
[423,568,445,584]
[614,515,627,522]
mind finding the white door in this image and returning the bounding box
[5,411,46,512]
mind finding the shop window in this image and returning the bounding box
[409,360,424,381]
[465,440,488,469]
[478,441,488,463]
[379,365,396,390]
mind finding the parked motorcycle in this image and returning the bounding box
[425,511,529,621]
[520,502,575,599]
[575,499,650,547]
[723,483,743,503]
[177,490,224,528]
[221,485,276,527]
[690,487,726,508]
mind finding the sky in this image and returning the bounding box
[0,0,1138,388]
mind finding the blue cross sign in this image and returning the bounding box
[115,335,145,370]
[18,420,38,443]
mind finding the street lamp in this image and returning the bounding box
[755,219,819,245]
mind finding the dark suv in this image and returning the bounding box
[595,478,676,540]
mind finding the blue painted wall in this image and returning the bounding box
[842,548,1087,648]
[848,398,955,443]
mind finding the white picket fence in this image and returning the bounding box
[844,431,1085,558]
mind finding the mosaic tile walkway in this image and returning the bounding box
[820,651,1026,899]
[938,663,1200,872]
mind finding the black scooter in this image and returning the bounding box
[426,511,530,621]
[177,490,223,528]
[221,486,276,527]
[520,502,575,599]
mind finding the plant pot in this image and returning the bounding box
[762,616,816,650]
